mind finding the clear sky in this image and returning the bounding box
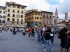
[0,0,70,19]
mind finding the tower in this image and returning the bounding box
[52,8,59,33]
[54,8,58,19]
[65,13,68,20]
[54,8,58,26]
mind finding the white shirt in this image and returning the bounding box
[42,27,47,32]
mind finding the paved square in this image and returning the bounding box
[0,31,69,52]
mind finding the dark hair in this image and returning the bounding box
[44,25,46,27]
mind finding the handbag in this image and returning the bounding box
[50,33,53,36]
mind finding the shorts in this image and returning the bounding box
[60,39,69,49]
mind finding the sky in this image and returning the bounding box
[0,0,70,19]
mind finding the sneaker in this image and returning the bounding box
[29,38,30,39]
[44,49,46,51]
[32,37,34,39]
[48,49,53,51]
[51,49,54,51]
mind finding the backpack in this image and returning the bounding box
[57,27,68,39]
[57,29,62,39]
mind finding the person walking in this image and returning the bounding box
[32,27,35,40]
[58,27,69,52]
[22,28,25,36]
[36,27,42,42]
[50,28,54,44]
[41,25,47,46]
[28,27,32,39]
[44,27,52,51]
[12,27,16,35]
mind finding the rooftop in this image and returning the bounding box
[26,9,53,14]
[41,11,53,14]
[6,2,27,7]
[0,6,6,9]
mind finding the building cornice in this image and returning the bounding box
[6,2,27,7]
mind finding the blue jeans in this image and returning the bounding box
[41,32,45,44]
[32,32,35,39]
[37,33,41,42]
[44,40,52,49]
[41,35,45,44]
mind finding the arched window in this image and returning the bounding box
[43,15,45,18]
[21,11,23,14]
[17,19,19,24]
[2,20,5,23]
[7,18,10,21]
[13,10,15,13]
[0,20,1,23]
[0,15,2,18]
[12,18,15,24]
[21,15,23,18]
[8,14,10,17]
[3,16,5,18]
[0,11,2,13]
[8,9,10,12]
[21,19,23,24]
[50,16,51,18]
[12,18,15,21]
[12,14,15,17]
[17,10,19,13]
[47,15,48,19]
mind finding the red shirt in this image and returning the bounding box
[28,28,32,33]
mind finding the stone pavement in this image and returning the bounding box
[0,31,69,52]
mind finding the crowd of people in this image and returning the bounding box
[0,25,70,52]
[26,25,70,52]
[35,25,55,51]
